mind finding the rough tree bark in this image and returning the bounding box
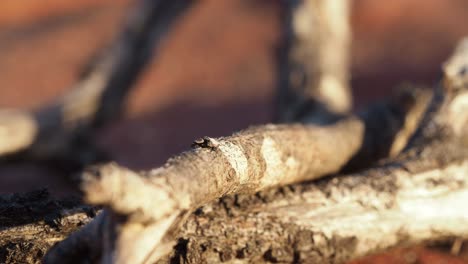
[40,39,468,264]
[0,190,97,263]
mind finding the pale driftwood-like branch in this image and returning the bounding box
[40,155,468,263]
[42,39,468,264]
[277,0,352,122]
[158,153,468,263]
[167,61,468,262]
[41,94,429,264]
[0,0,192,165]
[164,66,468,262]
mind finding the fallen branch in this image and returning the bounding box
[42,38,468,263]
[39,92,426,264]
[159,150,468,263]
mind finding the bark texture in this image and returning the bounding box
[159,156,468,263]
[42,38,468,264]
[0,86,429,264]
[0,190,97,264]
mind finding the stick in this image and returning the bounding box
[43,89,431,263]
[277,0,352,122]
[43,38,468,263]
[0,0,192,167]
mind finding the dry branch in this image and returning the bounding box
[277,0,352,122]
[159,152,468,263]
[0,0,192,166]
[40,95,427,263]
[0,1,466,262]
[41,38,468,264]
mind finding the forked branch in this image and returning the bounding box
[43,38,468,263]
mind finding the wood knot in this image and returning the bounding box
[191,137,220,150]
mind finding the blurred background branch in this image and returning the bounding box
[277,0,351,123]
[0,0,192,172]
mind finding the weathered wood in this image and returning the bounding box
[0,2,466,263]
[160,155,468,263]
[0,86,427,264]
[0,190,97,264]
[0,40,463,263]
[41,131,468,264]
[43,89,431,263]
[43,38,468,264]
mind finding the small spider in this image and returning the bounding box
[191,136,220,150]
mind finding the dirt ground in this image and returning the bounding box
[1,0,468,263]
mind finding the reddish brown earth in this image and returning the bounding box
[0,1,468,262]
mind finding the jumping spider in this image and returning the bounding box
[191,136,220,150]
